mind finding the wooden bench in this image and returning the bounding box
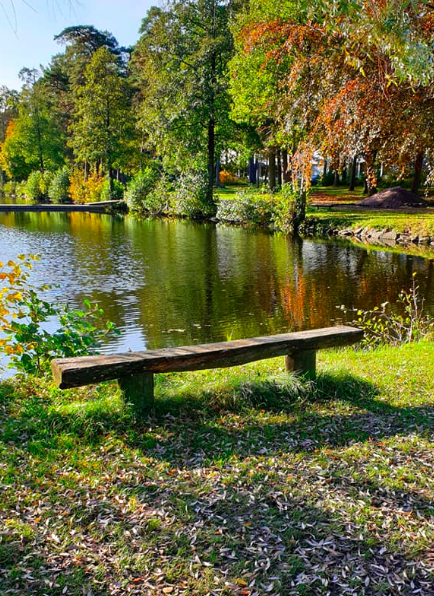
[51,325,363,414]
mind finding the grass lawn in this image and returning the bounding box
[2,343,434,595]
[307,207,434,237]
[310,186,366,203]
[215,185,249,201]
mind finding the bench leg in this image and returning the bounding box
[285,350,316,379]
[118,372,154,415]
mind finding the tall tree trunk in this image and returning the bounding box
[333,170,339,187]
[349,155,357,191]
[292,189,306,232]
[109,168,114,193]
[215,154,221,188]
[282,149,290,183]
[268,149,276,192]
[277,149,282,188]
[249,155,256,185]
[322,158,328,179]
[342,165,347,185]
[206,117,216,212]
[412,151,424,195]
[256,159,261,188]
[364,151,378,196]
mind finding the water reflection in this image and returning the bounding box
[0,211,433,352]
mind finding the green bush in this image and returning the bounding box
[1,180,26,196]
[144,174,173,214]
[41,171,54,198]
[25,171,44,202]
[125,167,160,213]
[48,167,71,203]
[101,178,125,202]
[25,170,55,202]
[173,170,213,217]
[231,185,297,230]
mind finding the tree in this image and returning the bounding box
[131,1,237,213]
[0,86,19,143]
[0,70,64,178]
[230,0,434,222]
[69,47,135,189]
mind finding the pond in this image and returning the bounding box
[0,211,433,354]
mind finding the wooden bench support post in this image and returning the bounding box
[285,350,316,379]
[118,372,154,414]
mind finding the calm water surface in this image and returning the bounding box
[0,211,433,353]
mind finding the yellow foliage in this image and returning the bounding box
[0,255,38,365]
[219,170,242,185]
[69,167,105,203]
[0,121,18,178]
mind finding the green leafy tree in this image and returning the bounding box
[69,47,136,191]
[131,0,238,213]
[0,70,64,178]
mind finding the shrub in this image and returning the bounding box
[2,180,19,196]
[41,171,54,197]
[229,185,298,229]
[25,171,44,202]
[174,170,213,217]
[69,168,105,203]
[25,171,55,202]
[0,256,118,376]
[338,274,434,349]
[271,184,297,231]
[48,167,71,203]
[144,174,173,214]
[125,167,160,213]
[100,178,125,202]
[219,170,241,185]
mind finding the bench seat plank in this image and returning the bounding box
[52,325,363,389]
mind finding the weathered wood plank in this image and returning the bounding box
[286,350,316,379]
[118,372,154,414]
[52,326,363,389]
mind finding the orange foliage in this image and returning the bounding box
[239,1,434,190]
[219,170,241,185]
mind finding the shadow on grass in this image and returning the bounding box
[2,373,434,594]
[2,371,433,465]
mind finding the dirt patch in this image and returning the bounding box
[358,186,428,208]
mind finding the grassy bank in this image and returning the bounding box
[1,343,434,595]
[307,208,434,237]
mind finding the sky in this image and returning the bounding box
[0,0,155,90]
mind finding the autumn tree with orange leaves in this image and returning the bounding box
[230,0,434,225]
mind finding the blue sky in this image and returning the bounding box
[0,0,155,90]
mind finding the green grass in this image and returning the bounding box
[215,184,248,201]
[2,343,434,594]
[307,207,434,237]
